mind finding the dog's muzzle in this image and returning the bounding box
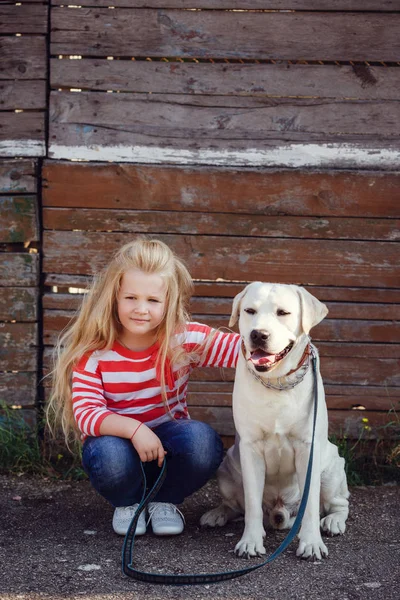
[248,341,294,372]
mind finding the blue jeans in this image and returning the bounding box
[82,419,224,507]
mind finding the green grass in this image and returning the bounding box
[0,403,86,480]
[1,402,399,484]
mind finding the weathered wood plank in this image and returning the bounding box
[0,37,46,80]
[192,283,400,304]
[0,253,39,287]
[42,163,400,218]
[316,342,400,358]
[0,323,38,371]
[0,112,45,157]
[48,140,400,169]
[42,207,400,243]
[51,9,400,61]
[0,159,36,193]
[0,196,39,243]
[0,372,37,406]
[189,406,399,438]
[191,300,400,321]
[60,1,400,10]
[0,288,38,322]
[0,4,48,34]
[49,92,400,150]
[43,292,400,323]
[187,391,398,412]
[43,309,400,345]
[43,274,400,306]
[188,381,400,409]
[42,231,400,287]
[0,81,46,111]
[50,59,400,101]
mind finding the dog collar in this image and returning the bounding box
[242,341,314,391]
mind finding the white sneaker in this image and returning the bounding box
[148,502,185,536]
[112,504,146,536]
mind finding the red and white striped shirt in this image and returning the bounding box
[72,322,240,438]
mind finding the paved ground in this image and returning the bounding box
[0,474,399,600]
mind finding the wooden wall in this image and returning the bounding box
[41,161,400,440]
[1,1,399,442]
[48,0,400,168]
[0,0,47,157]
[0,160,40,427]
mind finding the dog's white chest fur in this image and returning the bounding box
[232,359,312,440]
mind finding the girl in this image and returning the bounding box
[47,238,240,537]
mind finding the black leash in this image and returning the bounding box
[122,351,319,585]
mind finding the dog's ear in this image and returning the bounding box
[229,284,253,327]
[296,286,328,334]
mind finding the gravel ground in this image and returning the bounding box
[0,474,399,600]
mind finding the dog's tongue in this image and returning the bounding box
[249,349,277,366]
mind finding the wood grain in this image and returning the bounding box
[42,207,400,243]
[49,92,400,151]
[59,1,400,9]
[0,37,46,80]
[0,288,38,322]
[0,4,48,34]
[50,59,400,101]
[0,111,45,144]
[0,372,37,406]
[189,406,399,438]
[43,309,399,345]
[0,253,39,287]
[0,323,38,371]
[42,231,400,287]
[0,81,46,111]
[43,292,400,323]
[42,162,400,218]
[0,160,37,193]
[0,196,39,243]
[50,9,400,61]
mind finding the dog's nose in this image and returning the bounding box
[250,329,269,344]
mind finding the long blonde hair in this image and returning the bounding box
[46,238,194,446]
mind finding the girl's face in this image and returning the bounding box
[117,268,167,350]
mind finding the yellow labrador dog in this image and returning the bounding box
[201,283,349,560]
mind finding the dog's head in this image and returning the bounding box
[229,282,328,373]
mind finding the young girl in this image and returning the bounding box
[47,238,240,537]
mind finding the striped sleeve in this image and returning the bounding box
[72,354,114,437]
[194,325,241,369]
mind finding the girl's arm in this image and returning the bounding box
[73,362,166,466]
[197,326,241,369]
[99,413,166,467]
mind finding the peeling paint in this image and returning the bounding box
[49,142,400,169]
[0,140,45,157]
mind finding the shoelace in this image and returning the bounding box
[119,505,143,521]
[147,503,185,525]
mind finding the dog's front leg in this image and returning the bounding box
[293,439,328,560]
[235,439,266,558]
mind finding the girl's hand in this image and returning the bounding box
[130,424,166,467]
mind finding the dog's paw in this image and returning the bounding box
[320,513,347,536]
[235,533,266,558]
[296,537,328,561]
[200,505,231,528]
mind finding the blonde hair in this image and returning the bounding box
[46,238,194,447]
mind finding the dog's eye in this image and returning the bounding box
[277,309,291,316]
[244,308,256,315]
